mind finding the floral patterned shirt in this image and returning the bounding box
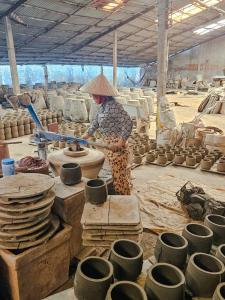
[87,100,133,140]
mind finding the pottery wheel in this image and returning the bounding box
[0,173,55,199]
[0,215,60,250]
[63,147,89,157]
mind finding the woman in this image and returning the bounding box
[81,74,133,195]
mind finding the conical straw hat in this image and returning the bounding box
[80,74,118,96]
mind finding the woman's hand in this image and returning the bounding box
[82,133,91,140]
[109,138,125,152]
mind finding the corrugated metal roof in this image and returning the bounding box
[0,0,225,66]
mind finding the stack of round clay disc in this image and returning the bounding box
[0,173,60,250]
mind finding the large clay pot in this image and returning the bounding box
[74,256,113,300]
[213,283,225,300]
[216,245,225,265]
[109,239,143,281]
[201,158,212,170]
[186,253,225,298]
[144,263,185,300]
[174,154,185,165]
[60,163,82,186]
[182,223,213,255]
[204,214,225,246]
[85,179,107,205]
[106,281,147,300]
[154,232,188,269]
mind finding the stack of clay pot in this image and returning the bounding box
[200,149,224,171]
[145,143,172,165]
[0,173,60,250]
[37,110,63,127]
[144,215,225,299]
[130,133,154,165]
[74,240,147,300]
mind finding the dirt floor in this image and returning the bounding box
[4,94,225,276]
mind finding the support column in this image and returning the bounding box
[156,0,169,132]
[4,16,20,95]
[113,30,118,87]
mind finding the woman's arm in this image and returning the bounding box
[84,114,99,138]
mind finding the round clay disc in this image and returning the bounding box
[0,211,49,229]
[0,193,45,205]
[0,190,55,212]
[0,201,54,219]
[0,209,51,224]
[0,215,60,250]
[0,173,55,199]
[63,147,89,157]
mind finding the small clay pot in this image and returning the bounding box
[146,152,155,163]
[174,154,185,165]
[216,244,225,265]
[165,144,171,151]
[11,126,19,138]
[186,155,196,166]
[213,283,225,300]
[144,263,185,300]
[201,158,212,170]
[157,154,167,165]
[106,281,147,300]
[204,214,225,246]
[149,142,157,150]
[217,161,225,173]
[109,239,143,281]
[166,151,174,161]
[139,146,145,155]
[154,232,188,269]
[205,155,215,165]
[182,223,213,255]
[85,179,107,205]
[154,149,160,158]
[74,256,113,300]
[158,146,165,154]
[186,253,225,298]
[133,154,142,164]
[194,152,202,163]
[144,143,150,152]
[60,163,82,186]
[181,151,188,158]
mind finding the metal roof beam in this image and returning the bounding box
[0,0,28,21]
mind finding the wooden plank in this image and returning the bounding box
[54,177,85,200]
[81,200,109,225]
[83,223,142,231]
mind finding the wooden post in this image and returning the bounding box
[113,30,118,87]
[156,0,169,133]
[4,16,20,95]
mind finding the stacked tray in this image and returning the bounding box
[81,195,143,248]
[0,173,60,250]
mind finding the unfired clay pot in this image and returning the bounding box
[74,256,113,300]
[134,154,142,165]
[194,152,202,163]
[139,146,145,155]
[186,155,196,166]
[146,152,155,163]
[205,155,215,165]
[201,158,212,170]
[106,281,147,300]
[166,151,174,161]
[144,263,185,300]
[174,154,185,165]
[204,214,225,246]
[186,253,225,298]
[109,239,143,281]
[85,179,107,205]
[154,232,188,269]
[217,161,225,173]
[213,283,225,300]
[157,154,167,165]
[182,223,213,255]
[216,244,225,265]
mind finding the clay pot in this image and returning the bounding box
[181,151,188,158]
[174,154,185,165]
[158,146,165,154]
[11,126,19,138]
[74,256,113,300]
[18,125,24,136]
[60,163,82,186]
[52,117,57,123]
[144,143,150,152]
[109,239,143,281]
[205,155,215,165]
[217,161,225,173]
[133,154,142,164]
[213,283,225,300]
[59,140,66,149]
[139,146,145,155]
[154,150,160,158]
[186,155,196,166]
[85,179,107,205]
[216,245,225,265]
[24,124,31,135]
[204,214,225,246]
[194,152,202,163]
[166,151,174,161]
[157,154,167,165]
[146,152,155,163]
[106,281,147,300]
[149,142,157,150]
[186,253,224,298]
[182,223,213,255]
[165,144,171,151]
[144,263,185,300]
[154,232,188,269]
[201,158,212,170]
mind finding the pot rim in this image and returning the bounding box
[190,252,225,275]
[77,256,113,282]
[184,223,213,238]
[86,179,106,189]
[217,244,225,257]
[148,263,185,288]
[214,282,225,298]
[61,162,80,169]
[111,239,143,260]
[159,232,188,250]
[107,281,147,300]
[205,214,225,228]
